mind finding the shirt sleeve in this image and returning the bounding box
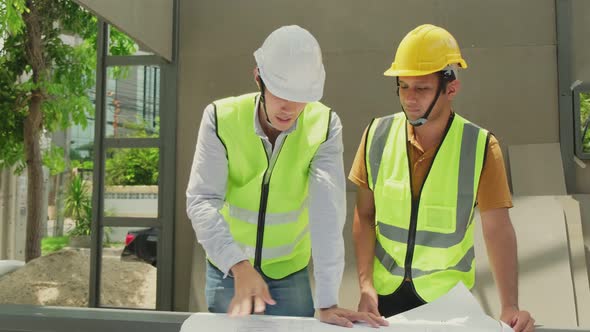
[185,104,248,276]
[348,126,370,188]
[308,111,346,309]
[476,134,514,212]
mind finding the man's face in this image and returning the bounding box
[398,73,445,122]
[262,88,307,131]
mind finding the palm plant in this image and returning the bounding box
[63,174,92,236]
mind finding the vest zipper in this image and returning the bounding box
[254,181,269,269]
[404,198,420,280]
[254,136,288,269]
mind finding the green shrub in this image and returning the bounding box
[63,174,91,236]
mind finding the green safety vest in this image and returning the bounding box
[366,112,488,302]
[213,93,331,279]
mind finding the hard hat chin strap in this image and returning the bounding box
[407,81,442,127]
[397,71,452,127]
[258,78,279,130]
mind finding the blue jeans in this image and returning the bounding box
[205,262,315,317]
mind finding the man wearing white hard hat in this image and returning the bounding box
[186,25,388,328]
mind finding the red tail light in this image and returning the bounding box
[125,234,136,246]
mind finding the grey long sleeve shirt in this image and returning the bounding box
[186,94,346,309]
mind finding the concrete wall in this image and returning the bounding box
[175,0,568,311]
[75,0,173,60]
[0,169,26,261]
[104,186,159,219]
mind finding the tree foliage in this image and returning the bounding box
[1,0,136,172]
[0,0,136,260]
[106,147,159,186]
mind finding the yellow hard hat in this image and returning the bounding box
[384,24,467,77]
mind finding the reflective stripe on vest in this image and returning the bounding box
[366,112,488,302]
[213,93,331,279]
[375,240,475,277]
[225,198,307,225]
[236,225,310,260]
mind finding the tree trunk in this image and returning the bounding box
[24,98,44,262]
[23,0,45,262]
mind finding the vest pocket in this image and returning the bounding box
[377,179,410,228]
[420,205,456,234]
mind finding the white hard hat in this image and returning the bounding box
[254,25,325,103]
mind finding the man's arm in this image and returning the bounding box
[347,126,380,316]
[186,105,273,315]
[308,112,346,310]
[186,104,248,273]
[352,186,379,316]
[481,207,534,332]
[309,113,386,328]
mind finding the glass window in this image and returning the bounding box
[105,148,159,218]
[100,226,157,309]
[105,66,160,139]
[573,87,590,159]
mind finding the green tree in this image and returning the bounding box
[105,119,159,186]
[106,147,159,186]
[0,1,135,261]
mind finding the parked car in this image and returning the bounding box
[121,227,158,267]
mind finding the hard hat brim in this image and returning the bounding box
[383,68,439,77]
[258,65,325,103]
[384,59,468,77]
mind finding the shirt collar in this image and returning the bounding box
[406,111,455,150]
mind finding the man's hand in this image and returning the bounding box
[318,306,389,328]
[357,286,380,317]
[228,261,276,316]
[500,306,534,332]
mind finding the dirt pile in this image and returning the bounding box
[0,248,155,308]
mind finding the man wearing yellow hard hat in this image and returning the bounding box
[187,25,387,328]
[349,24,534,331]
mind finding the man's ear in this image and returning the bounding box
[446,79,461,100]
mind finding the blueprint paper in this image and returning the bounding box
[386,282,512,332]
[179,283,511,332]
